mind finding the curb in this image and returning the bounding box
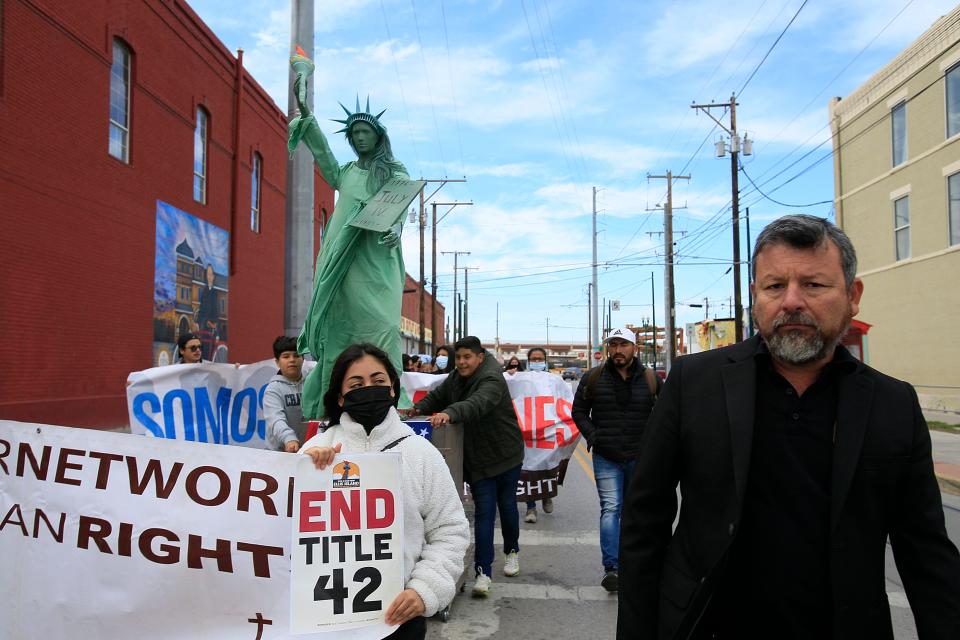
[935,473,960,497]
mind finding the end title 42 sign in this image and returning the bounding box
[291,453,405,637]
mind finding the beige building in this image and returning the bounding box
[829,7,960,422]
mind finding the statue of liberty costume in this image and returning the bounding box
[288,56,408,419]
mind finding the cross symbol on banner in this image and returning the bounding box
[247,612,273,639]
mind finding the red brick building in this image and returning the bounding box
[0,0,334,428]
[401,274,446,355]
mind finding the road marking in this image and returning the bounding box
[572,442,594,482]
[496,529,600,546]
[482,582,615,601]
[886,591,910,608]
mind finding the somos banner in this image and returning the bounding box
[0,421,404,639]
[126,361,289,449]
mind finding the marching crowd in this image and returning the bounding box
[168,215,960,639]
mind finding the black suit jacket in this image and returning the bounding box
[617,336,960,640]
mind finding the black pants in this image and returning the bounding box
[385,616,426,640]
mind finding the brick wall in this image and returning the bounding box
[0,0,333,428]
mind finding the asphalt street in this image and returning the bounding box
[425,388,960,639]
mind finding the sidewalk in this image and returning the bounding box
[931,429,960,495]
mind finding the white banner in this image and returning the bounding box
[126,360,299,449]
[0,419,395,639]
[291,454,404,637]
[399,371,446,406]
[503,372,581,500]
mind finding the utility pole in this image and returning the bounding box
[495,302,500,359]
[591,186,600,366]
[647,171,690,372]
[283,0,315,338]
[462,267,478,337]
[545,317,550,347]
[442,250,470,343]
[416,180,467,353]
[746,206,754,337]
[431,201,472,350]
[587,283,593,369]
[691,94,752,342]
[650,272,656,371]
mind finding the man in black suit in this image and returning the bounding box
[618,215,960,639]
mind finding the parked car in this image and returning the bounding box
[562,367,581,381]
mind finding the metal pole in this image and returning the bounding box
[730,93,744,342]
[665,171,677,371]
[418,191,426,352]
[650,272,656,371]
[431,203,438,350]
[283,0,315,338]
[587,283,593,369]
[591,186,599,361]
[746,206,754,337]
[463,267,470,337]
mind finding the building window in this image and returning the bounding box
[894,196,910,261]
[250,152,262,232]
[950,173,960,246]
[948,64,960,139]
[109,39,131,162]
[193,107,208,203]
[891,101,907,167]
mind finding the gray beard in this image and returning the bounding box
[763,312,846,365]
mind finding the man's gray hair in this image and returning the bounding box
[752,214,858,288]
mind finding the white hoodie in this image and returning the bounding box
[299,407,469,616]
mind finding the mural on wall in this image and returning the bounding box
[152,200,230,366]
[686,319,737,354]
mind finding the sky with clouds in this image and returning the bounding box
[190,0,956,348]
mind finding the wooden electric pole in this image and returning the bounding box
[647,171,690,372]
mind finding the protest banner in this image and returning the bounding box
[399,371,446,406]
[0,419,385,639]
[503,372,581,501]
[291,454,404,637]
[126,361,315,449]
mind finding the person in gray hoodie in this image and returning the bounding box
[264,336,308,452]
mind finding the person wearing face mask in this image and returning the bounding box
[433,345,454,374]
[300,343,469,639]
[522,347,555,524]
[503,356,523,375]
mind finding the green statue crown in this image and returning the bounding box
[333,96,386,135]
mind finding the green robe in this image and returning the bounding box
[289,114,407,419]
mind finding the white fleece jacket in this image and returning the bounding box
[299,407,469,616]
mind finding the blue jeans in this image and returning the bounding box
[469,464,522,577]
[593,452,636,570]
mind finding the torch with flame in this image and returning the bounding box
[290,44,315,78]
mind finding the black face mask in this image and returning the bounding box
[341,385,395,433]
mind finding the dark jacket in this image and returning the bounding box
[571,358,658,462]
[413,349,524,483]
[617,335,960,640]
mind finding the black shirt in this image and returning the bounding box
[699,342,857,639]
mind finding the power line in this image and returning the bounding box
[737,0,809,97]
[379,0,422,177]
[740,160,832,208]
[409,0,449,172]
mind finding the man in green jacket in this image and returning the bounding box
[406,336,525,598]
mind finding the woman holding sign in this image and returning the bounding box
[302,343,469,639]
[288,49,411,420]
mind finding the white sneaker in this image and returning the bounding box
[524,508,537,523]
[503,551,520,577]
[472,572,492,598]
